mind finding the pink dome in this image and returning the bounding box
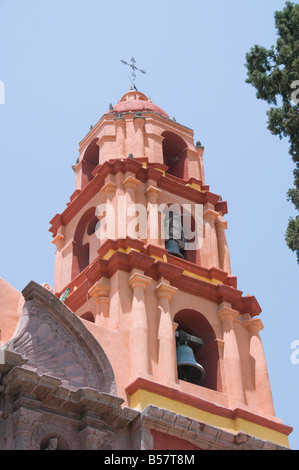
[108,90,169,118]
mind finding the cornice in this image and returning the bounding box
[59,241,260,318]
[49,158,226,237]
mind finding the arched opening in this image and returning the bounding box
[72,207,97,280]
[40,434,70,450]
[163,206,201,265]
[81,139,99,188]
[162,131,188,180]
[174,309,221,392]
[80,311,95,323]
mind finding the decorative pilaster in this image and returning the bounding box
[128,271,152,379]
[243,318,275,417]
[11,407,42,450]
[155,281,178,385]
[203,209,220,268]
[218,306,245,408]
[51,232,65,293]
[88,278,111,326]
[215,217,231,274]
[124,174,140,239]
[79,425,109,450]
[133,115,145,158]
[146,183,162,247]
[98,177,117,242]
[114,115,126,158]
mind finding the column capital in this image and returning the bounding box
[88,278,110,303]
[155,282,177,301]
[128,271,152,290]
[133,115,146,126]
[51,233,65,250]
[101,180,116,196]
[146,185,162,200]
[218,306,239,323]
[204,209,219,220]
[215,218,228,230]
[242,317,264,334]
[114,114,126,124]
[123,175,140,191]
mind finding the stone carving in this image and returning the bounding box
[44,437,58,450]
[5,281,116,394]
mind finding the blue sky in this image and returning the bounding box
[0,0,298,449]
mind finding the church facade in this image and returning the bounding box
[0,90,292,450]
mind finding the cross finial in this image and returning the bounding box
[120,57,146,91]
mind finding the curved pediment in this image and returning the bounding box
[4,281,116,395]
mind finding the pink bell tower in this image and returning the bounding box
[48,89,292,450]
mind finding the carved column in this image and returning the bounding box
[99,178,117,242]
[134,116,145,158]
[52,232,65,293]
[128,271,152,378]
[155,281,178,385]
[218,306,245,408]
[215,217,231,274]
[124,175,140,239]
[88,278,111,326]
[203,209,220,268]
[114,115,126,158]
[79,426,109,450]
[11,407,42,450]
[243,318,275,416]
[146,184,162,247]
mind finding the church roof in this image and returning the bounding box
[108,90,170,118]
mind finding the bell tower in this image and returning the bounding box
[49,89,292,450]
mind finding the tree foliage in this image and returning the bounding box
[245,1,299,264]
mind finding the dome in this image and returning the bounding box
[108,90,169,118]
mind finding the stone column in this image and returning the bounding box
[52,232,65,293]
[134,116,145,158]
[123,174,140,239]
[88,278,111,326]
[146,184,162,247]
[99,178,117,242]
[243,318,275,417]
[155,281,178,385]
[128,271,152,379]
[11,407,42,450]
[114,115,126,158]
[218,306,245,408]
[79,426,108,450]
[215,217,231,274]
[203,209,220,268]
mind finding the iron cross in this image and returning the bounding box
[120,57,146,91]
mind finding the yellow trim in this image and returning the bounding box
[129,389,289,448]
[102,247,140,260]
[103,249,116,260]
[183,270,223,286]
[186,182,203,192]
[150,255,164,262]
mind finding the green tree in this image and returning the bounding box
[245,1,299,264]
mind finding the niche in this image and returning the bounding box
[174,309,221,392]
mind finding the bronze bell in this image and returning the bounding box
[165,239,184,258]
[176,344,206,385]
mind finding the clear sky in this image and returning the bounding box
[0,0,298,449]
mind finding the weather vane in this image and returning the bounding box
[120,57,146,91]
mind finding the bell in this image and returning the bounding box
[176,344,206,385]
[165,239,184,258]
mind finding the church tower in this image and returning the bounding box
[46,89,292,450]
